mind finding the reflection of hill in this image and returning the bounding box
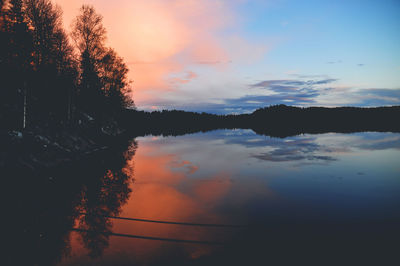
[2,139,137,265]
[121,105,400,138]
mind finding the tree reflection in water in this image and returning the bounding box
[3,139,137,266]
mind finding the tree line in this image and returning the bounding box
[0,0,134,130]
[119,105,400,138]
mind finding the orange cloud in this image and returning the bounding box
[54,0,239,105]
[53,0,274,107]
[170,71,199,85]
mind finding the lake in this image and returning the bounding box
[53,130,400,265]
[7,130,400,265]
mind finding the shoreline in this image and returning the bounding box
[2,105,400,171]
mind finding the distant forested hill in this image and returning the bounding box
[121,105,400,138]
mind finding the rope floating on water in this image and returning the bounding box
[79,212,247,228]
[71,228,224,245]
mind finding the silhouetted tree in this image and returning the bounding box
[1,1,134,130]
[25,0,77,125]
[0,0,33,129]
[99,48,135,113]
[71,5,107,118]
[25,0,62,66]
[72,5,134,120]
[53,27,78,122]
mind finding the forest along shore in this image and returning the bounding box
[2,104,400,174]
[122,105,400,138]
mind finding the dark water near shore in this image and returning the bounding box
[5,130,400,265]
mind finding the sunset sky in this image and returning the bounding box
[54,0,400,114]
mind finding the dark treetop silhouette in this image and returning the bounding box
[0,1,133,130]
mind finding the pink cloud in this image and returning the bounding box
[54,0,268,107]
[170,71,198,85]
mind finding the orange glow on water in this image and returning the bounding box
[63,141,234,264]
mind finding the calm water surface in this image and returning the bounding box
[58,130,400,265]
